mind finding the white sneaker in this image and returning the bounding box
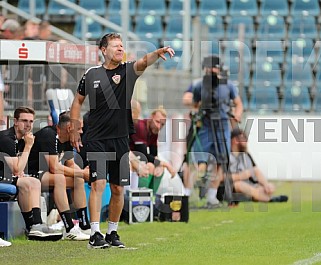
[0,238,11,247]
[47,209,59,225]
[63,226,90,241]
[49,220,64,231]
[80,228,91,236]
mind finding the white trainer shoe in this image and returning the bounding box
[0,238,11,247]
[63,226,90,241]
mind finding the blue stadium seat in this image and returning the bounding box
[135,15,163,40]
[249,86,279,112]
[164,16,192,39]
[108,0,136,16]
[282,85,311,112]
[286,38,317,65]
[167,0,197,16]
[137,0,166,16]
[225,57,251,87]
[200,15,225,40]
[312,85,321,112]
[222,40,253,64]
[260,0,289,17]
[18,0,46,16]
[198,0,228,16]
[288,17,319,39]
[159,50,183,70]
[284,62,315,88]
[291,0,320,17]
[239,86,249,111]
[105,15,133,33]
[73,16,103,40]
[79,0,107,16]
[252,61,283,87]
[257,15,287,40]
[226,16,255,41]
[229,0,258,17]
[201,41,222,57]
[47,0,76,17]
[255,40,285,64]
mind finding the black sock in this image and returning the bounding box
[76,207,90,230]
[60,211,74,233]
[21,210,34,231]
[32,208,43,225]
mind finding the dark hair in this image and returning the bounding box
[231,128,246,139]
[58,111,70,127]
[99,33,122,49]
[14,106,35,119]
[202,55,221,69]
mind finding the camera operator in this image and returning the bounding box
[184,55,243,207]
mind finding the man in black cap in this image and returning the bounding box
[229,128,288,203]
[182,54,243,207]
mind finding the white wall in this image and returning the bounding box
[246,114,321,181]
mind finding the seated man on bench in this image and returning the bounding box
[0,106,62,240]
[27,111,90,240]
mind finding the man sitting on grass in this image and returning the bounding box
[229,128,288,203]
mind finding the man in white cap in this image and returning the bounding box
[0,19,20,39]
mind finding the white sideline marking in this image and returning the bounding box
[293,253,321,265]
[221,220,234,224]
[155,237,167,241]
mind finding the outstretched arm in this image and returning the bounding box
[134,46,175,76]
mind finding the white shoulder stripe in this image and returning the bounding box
[85,65,103,74]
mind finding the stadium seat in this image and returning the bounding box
[201,40,222,57]
[226,16,255,41]
[164,16,192,40]
[167,0,197,16]
[158,50,183,70]
[135,15,163,40]
[288,17,319,40]
[105,15,133,33]
[282,85,311,112]
[286,38,317,65]
[249,86,279,112]
[284,62,315,88]
[73,16,103,40]
[47,0,76,17]
[255,40,285,64]
[312,85,321,112]
[260,0,289,17]
[79,0,107,16]
[291,0,320,17]
[229,0,258,17]
[200,15,225,40]
[137,0,166,16]
[256,15,287,40]
[108,0,136,16]
[225,57,251,87]
[198,0,228,16]
[18,0,46,16]
[252,61,282,87]
[46,88,74,125]
[222,40,253,64]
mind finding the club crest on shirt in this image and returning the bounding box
[112,74,121,84]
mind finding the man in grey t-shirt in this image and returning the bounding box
[229,128,288,203]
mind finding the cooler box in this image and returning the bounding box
[0,201,25,239]
[123,188,153,224]
[159,195,189,223]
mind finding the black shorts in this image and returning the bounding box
[86,137,130,186]
[26,171,46,180]
[0,175,18,186]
